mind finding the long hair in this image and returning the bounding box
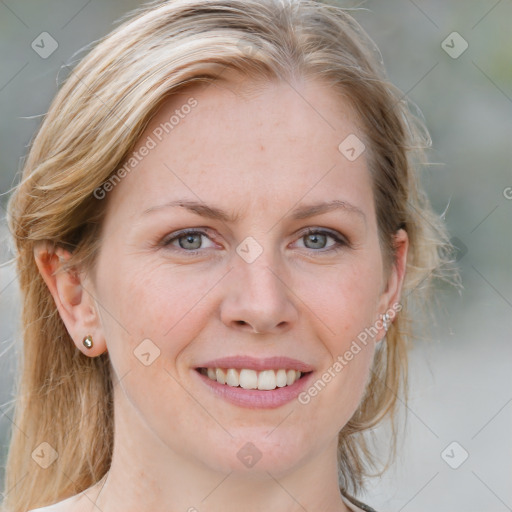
[3,1,457,509]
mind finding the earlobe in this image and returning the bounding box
[33,241,107,357]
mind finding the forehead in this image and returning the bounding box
[105,75,374,222]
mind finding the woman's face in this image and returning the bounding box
[79,76,407,481]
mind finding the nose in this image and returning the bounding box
[220,254,299,335]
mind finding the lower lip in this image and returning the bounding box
[194,370,314,409]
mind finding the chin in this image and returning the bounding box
[195,426,318,478]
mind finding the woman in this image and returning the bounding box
[3,1,455,511]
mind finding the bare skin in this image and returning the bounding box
[34,74,408,512]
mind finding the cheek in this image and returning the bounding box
[95,259,224,444]
[291,257,382,419]
[299,337,376,437]
[293,258,383,348]
[95,255,224,367]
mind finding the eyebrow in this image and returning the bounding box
[142,200,239,223]
[142,199,366,223]
[289,199,365,221]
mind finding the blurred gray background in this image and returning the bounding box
[0,1,511,511]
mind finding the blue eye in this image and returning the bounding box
[160,227,348,255]
[162,229,215,251]
[177,233,202,250]
[296,229,348,252]
[303,232,329,249]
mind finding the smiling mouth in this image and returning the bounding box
[196,367,310,391]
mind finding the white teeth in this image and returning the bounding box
[258,370,276,390]
[202,367,305,390]
[276,369,287,387]
[215,368,226,385]
[226,368,239,387]
[239,369,258,389]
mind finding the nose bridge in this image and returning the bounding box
[221,241,298,333]
[236,242,285,303]
[234,229,278,281]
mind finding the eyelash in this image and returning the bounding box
[296,228,349,253]
[160,227,349,255]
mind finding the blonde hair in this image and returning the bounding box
[3,0,457,510]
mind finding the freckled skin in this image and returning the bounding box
[39,75,407,512]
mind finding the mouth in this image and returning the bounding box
[196,367,309,391]
[193,356,314,409]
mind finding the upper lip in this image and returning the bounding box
[196,356,314,373]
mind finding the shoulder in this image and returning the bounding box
[342,493,379,512]
[27,493,82,512]
[28,505,67,512]
[27,478,104,512]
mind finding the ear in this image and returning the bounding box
[33,241,107,357]
[375,229,409,342]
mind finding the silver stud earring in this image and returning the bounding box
[382,313,391,332]
[82,335,93,349]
